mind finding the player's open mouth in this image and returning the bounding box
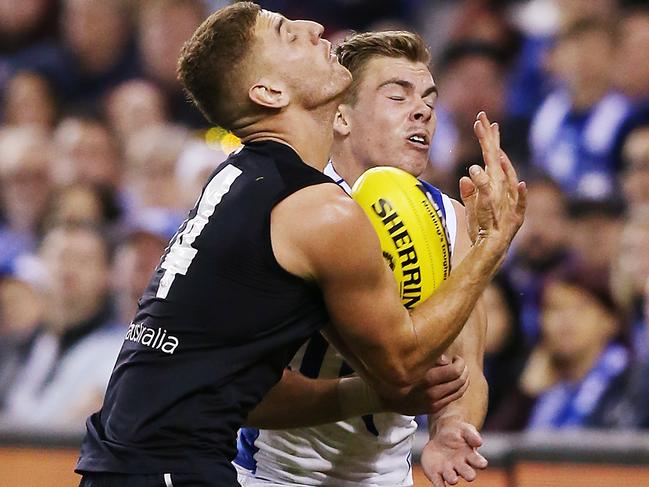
[407,133,429,149]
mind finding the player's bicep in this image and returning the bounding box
[308,200,416,386]
[272,185,415,387]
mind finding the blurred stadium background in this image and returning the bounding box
[1,0,649,485]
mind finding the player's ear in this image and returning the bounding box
[249,79,290,109]
[333,104,351,137]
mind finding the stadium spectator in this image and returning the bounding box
[0,223,122,431]
[39,182,122,231]
[591,275,649,429]
[104,78,169,145]
[52,116,122,190]
[425,41,527,196]
[611,205,649,358]
[136,0,206,127]
[123,124,189,217]
[112,209,177,325]
[175,140,228,210]
[507,176,572,346]
[613,6,649,130]
[481,273,528,428]
[620,124,649,208]
[45,0,140,110]
[0,255,45,410]
[524,270,628,430]
[0,0,60,92]
[0,126,53,267]
[2,70,57,128]
[567,198,625,296]
[529,17,632,200]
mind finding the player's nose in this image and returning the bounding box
[297,20,324,44]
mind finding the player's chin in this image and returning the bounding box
[399,153,429,178]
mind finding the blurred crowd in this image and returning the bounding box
[0,0,648,436]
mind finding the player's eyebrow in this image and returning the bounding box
[422,85,438,99]
[378,78,413,91]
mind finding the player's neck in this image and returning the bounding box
[330,142,368,187]
[239,104,336,172]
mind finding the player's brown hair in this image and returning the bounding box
[335,31,431,105]
[177,2,261,128]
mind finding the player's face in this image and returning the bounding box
[253,10,352,109]
[345,56,437,177]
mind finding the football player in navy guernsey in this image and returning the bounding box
[76,3,526,487]
[235,31,490,487]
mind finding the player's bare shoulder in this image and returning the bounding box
[271,181,384,281]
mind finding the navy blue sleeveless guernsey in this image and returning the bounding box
[76,140,334,485]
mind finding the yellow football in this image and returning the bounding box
[351,167,451,309]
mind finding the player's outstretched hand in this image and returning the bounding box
[460,111,526,249]
[421,416,488,487]
[381,356,469,416]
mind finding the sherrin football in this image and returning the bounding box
[351,166,451,309]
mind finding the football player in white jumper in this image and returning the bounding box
[235,31,492,487]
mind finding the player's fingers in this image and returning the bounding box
[516,181,527,214]
[459,175,477,200]
[443,466,459,485]
[459,176,479,243]
[461,423,483,449]
[429,472,446,487]
[431,376,470,411]
[434,366,469,398]
[467,450,489,470]
[499,149,519,196]
[474,119,496,170]
[432,371,470,405]
[476,112,499,168]
[426,360,465,385]
[468,165,491,196]
[455,462,477,482]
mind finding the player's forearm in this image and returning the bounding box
[244,370,383,429]
[407,238,503,378]
[429,301,488,431]
[429,370,488,434]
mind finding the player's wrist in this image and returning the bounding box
[472,233,508,270]
[430,413,465,435]
[336,376,384,418]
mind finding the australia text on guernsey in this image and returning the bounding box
[124,322,180,354]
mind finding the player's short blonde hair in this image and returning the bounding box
[335,31,431,105]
